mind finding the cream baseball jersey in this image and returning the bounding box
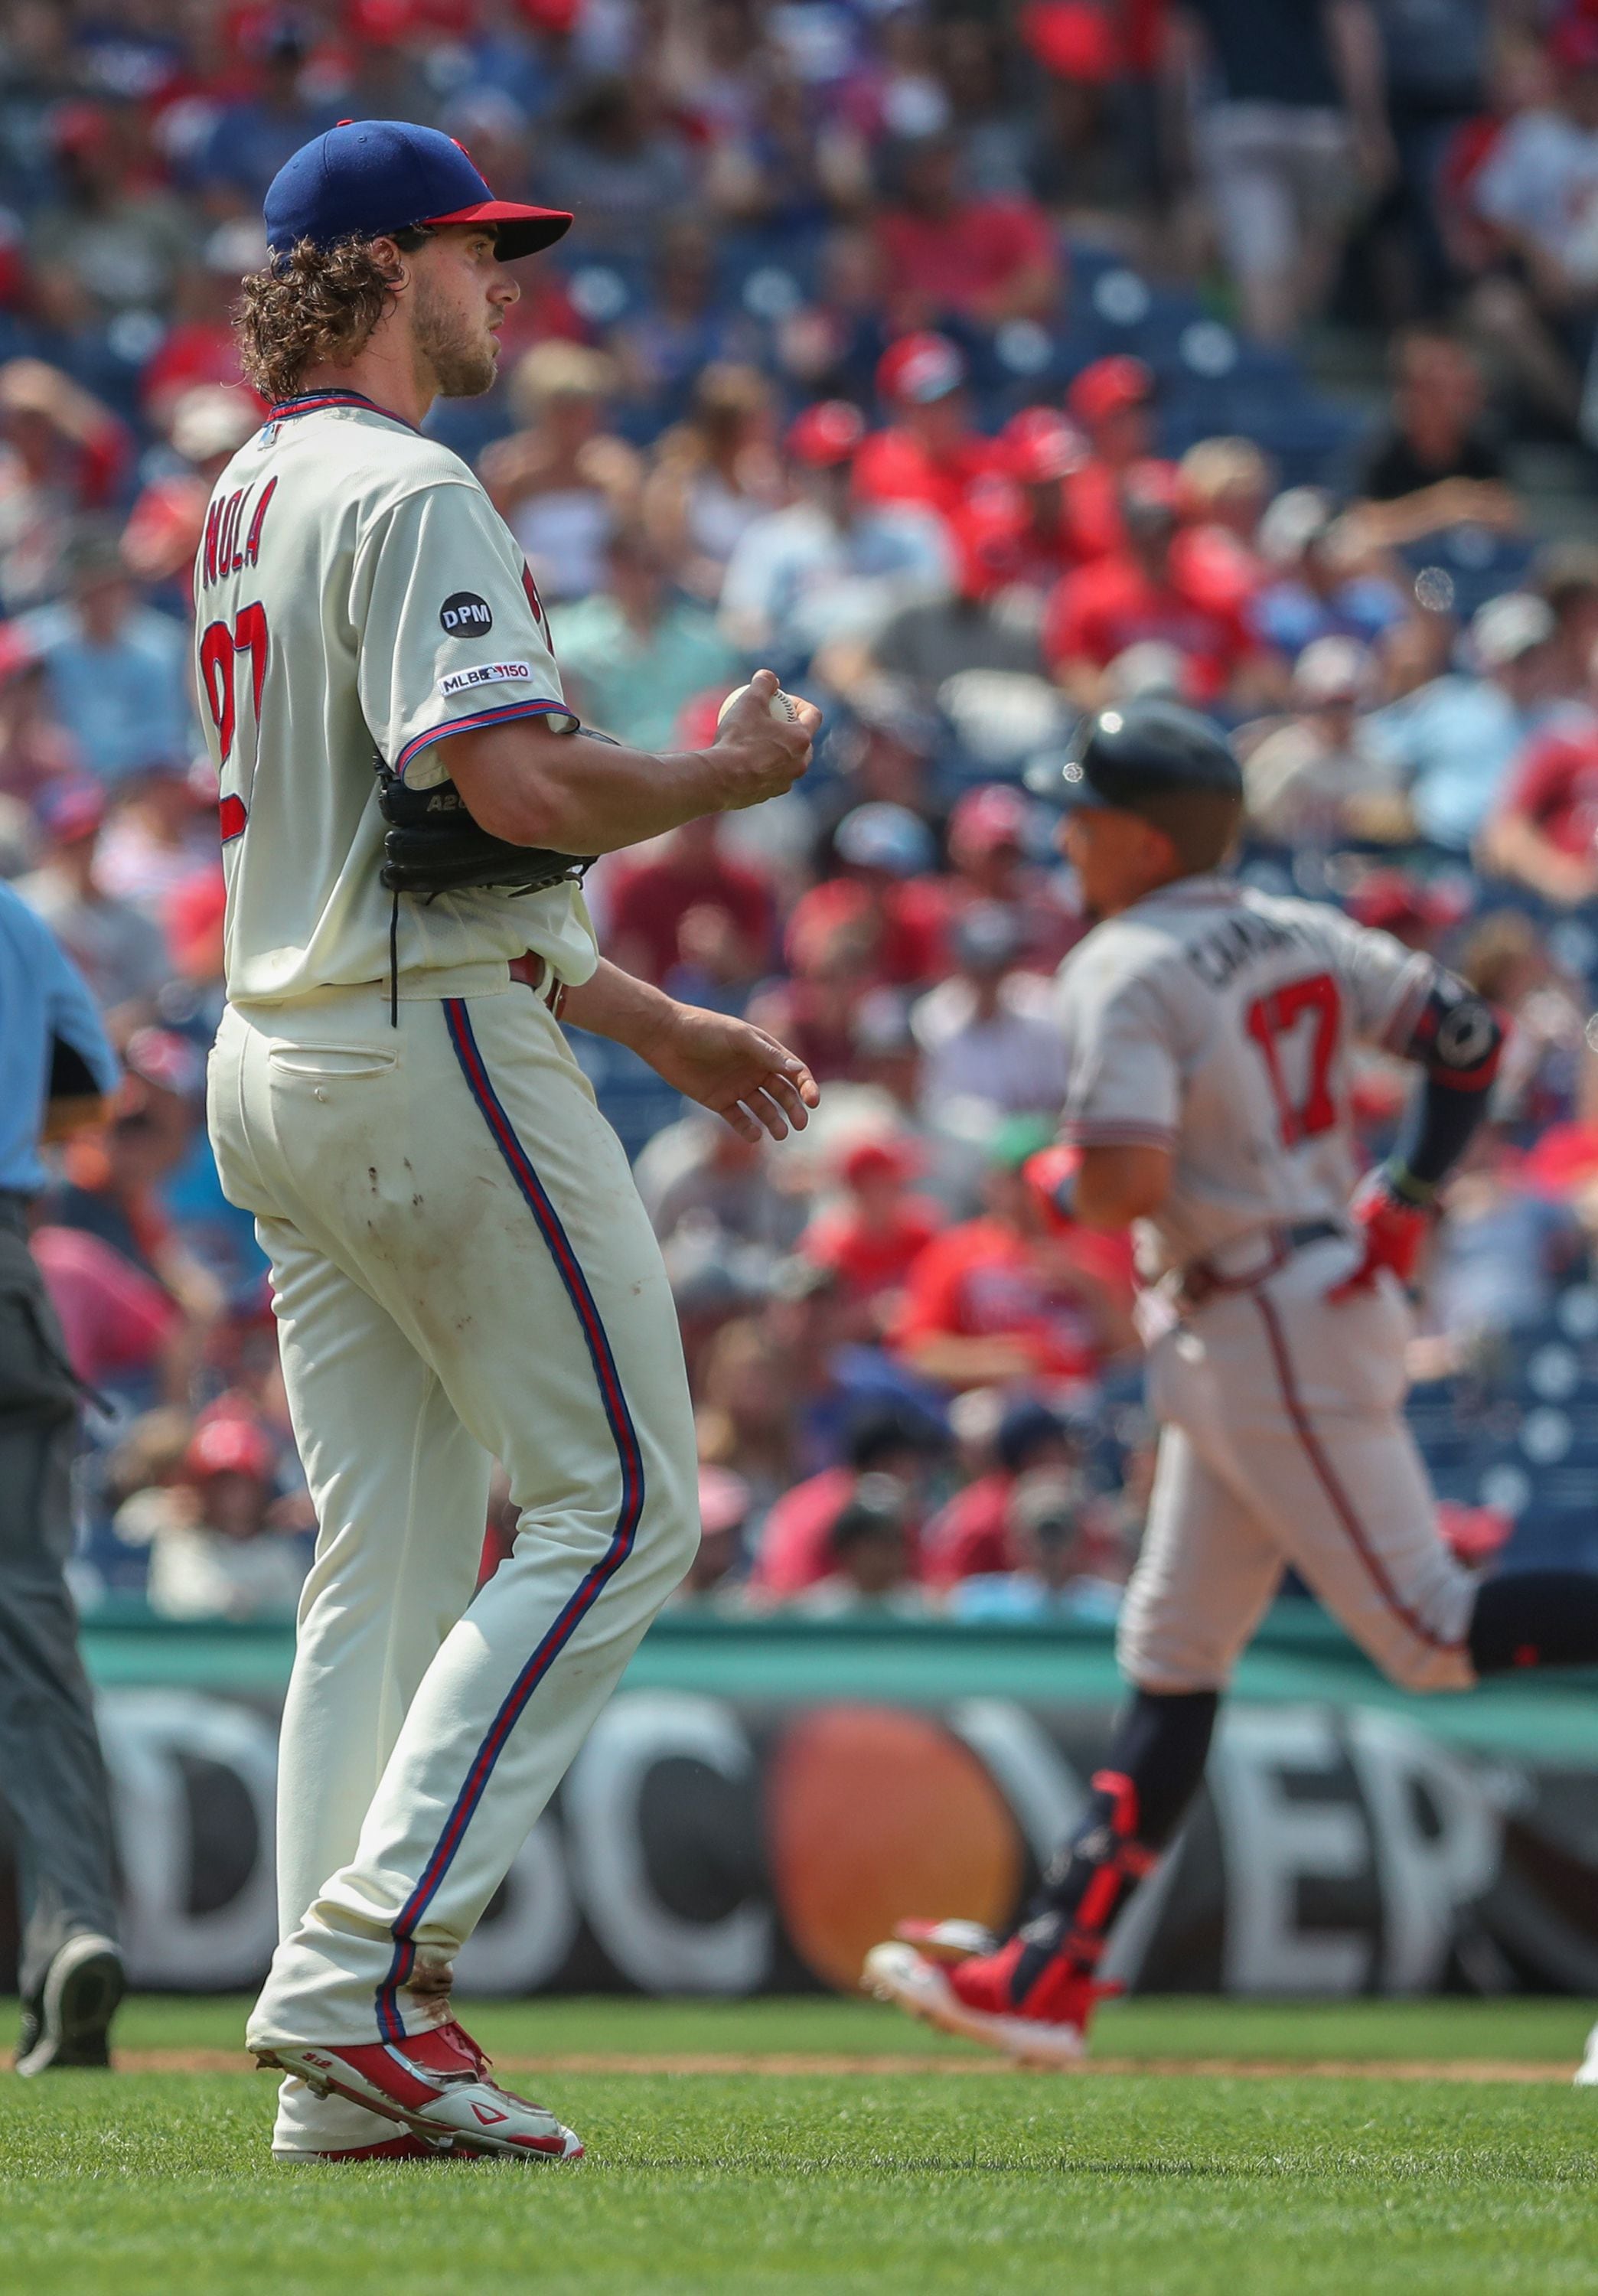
[194,388,594,1005]
[1055,876,1437,1277]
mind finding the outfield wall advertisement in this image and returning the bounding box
[5,1618,1596,1999]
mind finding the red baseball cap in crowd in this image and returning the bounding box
[184,1411,276,1483]
[1018,2,1123,83]
[840,1133,923,1189]
[1000,405,1088,484]
[34,775,106,844]
[948,782,1031,858]
[876,332,968,407]
[788,400,867,467]
[1067,354,1154,427]
[784,876,876,973]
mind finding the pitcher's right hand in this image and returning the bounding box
[709,670,819,810]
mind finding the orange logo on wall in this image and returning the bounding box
[765,1705,1024,1994]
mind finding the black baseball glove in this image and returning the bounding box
[375,759,594,899]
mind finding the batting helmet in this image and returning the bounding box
[1027,699,1244,873]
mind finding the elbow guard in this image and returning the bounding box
[1388,979,1503,1202]
[1404,977,1503,1092]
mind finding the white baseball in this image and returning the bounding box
[718,683,801,726]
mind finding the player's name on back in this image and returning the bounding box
[1185,906,1315,992]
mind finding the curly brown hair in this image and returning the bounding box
[235,229,430,403]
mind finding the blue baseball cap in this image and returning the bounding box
[833,801,938,878]
[264,119,572,262]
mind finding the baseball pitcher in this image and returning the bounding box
[202,121,819,2161]
[870,699,1598,2065]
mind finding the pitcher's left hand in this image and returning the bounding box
[648,1006,819,1143]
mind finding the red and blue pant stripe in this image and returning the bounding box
[373,998,645,2040]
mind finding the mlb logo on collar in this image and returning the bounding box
[441,592,493,637]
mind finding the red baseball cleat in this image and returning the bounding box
[255,2019,583,2161]
[863,1932,1119,2068]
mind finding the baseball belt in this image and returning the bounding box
[508,951,567,1019]
[1176,1219,1343,1315]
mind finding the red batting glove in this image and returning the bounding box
[1328,1166,1431,1301]
[1022,1143,1083,1234]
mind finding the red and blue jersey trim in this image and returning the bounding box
[373,999,646,2043]
[264,389,419,433]
[392,696,576,781]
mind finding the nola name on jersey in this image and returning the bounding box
[201,476,279,590]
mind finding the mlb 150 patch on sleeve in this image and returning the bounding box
[438,662,535,697]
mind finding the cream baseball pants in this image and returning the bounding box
[208,979,698,2141]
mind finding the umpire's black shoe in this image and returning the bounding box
[16,1933,123,2075]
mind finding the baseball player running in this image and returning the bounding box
[201,122,820,2161]
[869,700,1598,2066]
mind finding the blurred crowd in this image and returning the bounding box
[9,0,1598,1623]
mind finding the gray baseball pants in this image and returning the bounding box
[0,1198,119,1997]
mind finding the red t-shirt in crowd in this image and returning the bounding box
[30,1224,181,1384]
[1169,522,1264,616]
[605,850,775,985]
[873,197,1057,324]
[1520,1120,1598,1195]
[853,426,1002,524]
[1060,457,1176,565]
[802,1196,944,1300]
[139,321,252,418]
[1042,552,1253,701]
[890,1217,1132,1381]
[1495,722,1598,858]
[919,1469,1016,1585]
[951,485,1075,589]
[785,874,946,988]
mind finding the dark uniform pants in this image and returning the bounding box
[0,1198,118,1996]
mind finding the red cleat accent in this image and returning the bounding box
[256,2018,583,2161]
[947,1936,1121,2031]
[864,1934,1120,2068]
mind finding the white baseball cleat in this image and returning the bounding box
[892,1917,1000,1963]
[1575,2022,1598,2087]
[255,2018,583,2161]
[863,1938,1094,2070]
[273,2131,463,2164]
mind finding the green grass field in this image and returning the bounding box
[2,1995,1594,2296]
